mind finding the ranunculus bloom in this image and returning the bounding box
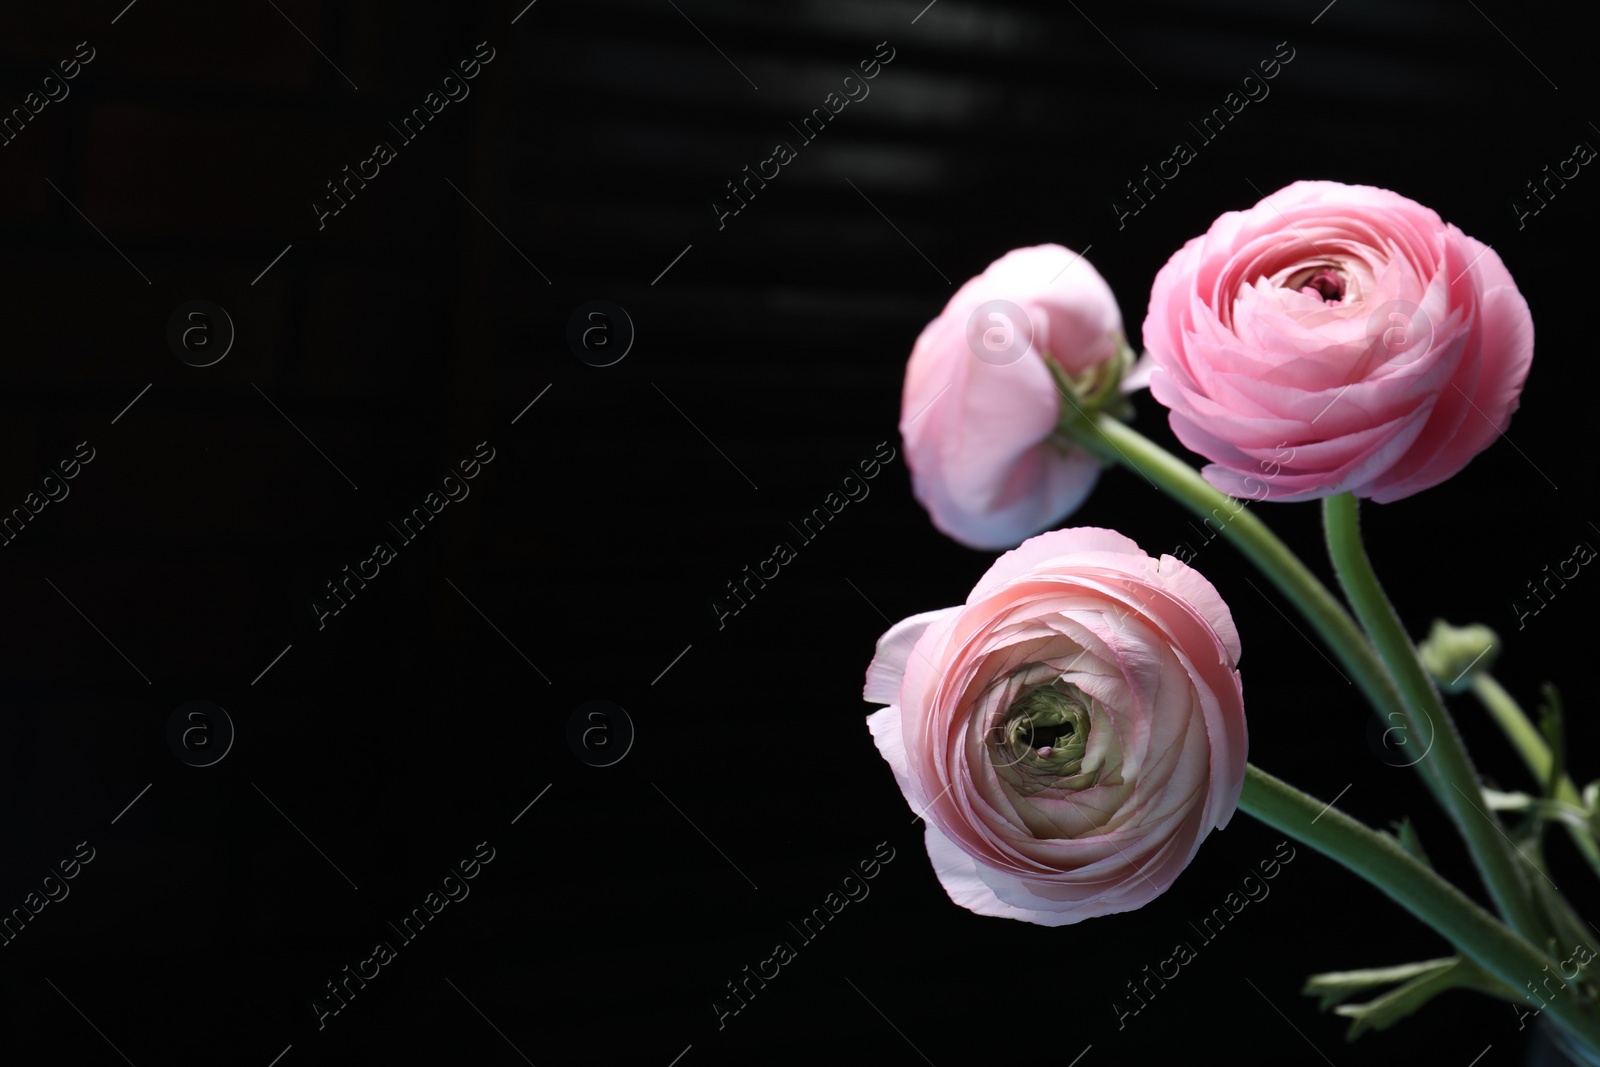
[1143,180,1534,502]
[900,245,1129,550]
[863,527,1246,925]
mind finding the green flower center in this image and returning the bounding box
[991,681,1097,792]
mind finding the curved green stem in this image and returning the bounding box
[1471,673,1555,782]
[1470,672,1600,879]
[1323,493,1550,945]
[1058,414,1445,807]
[1241,764,1600,1055]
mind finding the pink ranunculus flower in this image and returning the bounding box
[1143,180,1534,503]
[900,245,1133,550]
[863,527,1246,926]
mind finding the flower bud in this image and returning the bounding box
[899,245,1133,550]
[1417,619,1500,693]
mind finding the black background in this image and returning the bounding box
[2,1,1597,1064]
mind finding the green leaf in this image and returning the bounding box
[1483,789,1593,834]
[1309,957,1522,1041]
[1333,965,1464,1040]
[1389,818,1432,868]
[1303,959,1455,1012]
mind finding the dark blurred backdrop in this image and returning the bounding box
[1,0,1596,1063]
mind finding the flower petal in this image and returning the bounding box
[863,607,962,706]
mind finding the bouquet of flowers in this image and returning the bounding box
[863,180,1599,1059]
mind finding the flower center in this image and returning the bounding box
[1291,266,1346,304]
[990,681,1096,792]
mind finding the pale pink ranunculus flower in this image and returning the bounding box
[900,245,1132,550]
[863,527,1246,926]
[1143,180,1534,503]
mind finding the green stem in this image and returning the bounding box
[1240,764,1600,1054]
[1058,414,1445,807]
[1322,493,1549,945]
[1471,673,1554,781]
[1470,673,1600,879]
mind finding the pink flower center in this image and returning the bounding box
[1299,268,1346,303]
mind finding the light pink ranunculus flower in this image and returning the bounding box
[863,527,1246,926]
[901,245,1131,550]
[1143,180,1534,503]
